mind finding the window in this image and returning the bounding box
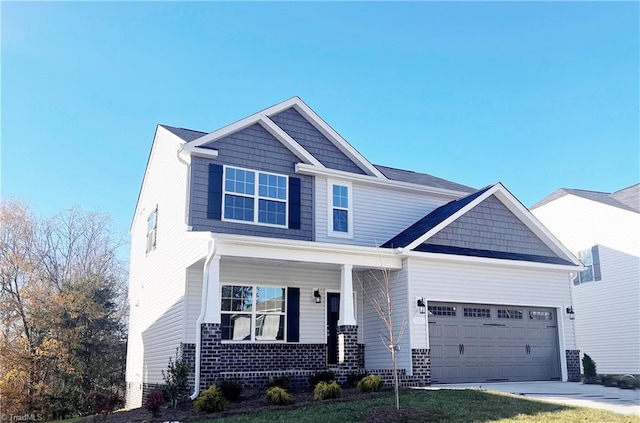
[498,309,523,319]
[529,311,553,320]
[223,166,288,226]
[328,181,353,237]
[221,285,286,341]
[428,305,457,316]
[573,246,601,285]
[146,206,157,253]
[464,307,491,318]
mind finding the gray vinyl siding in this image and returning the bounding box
[270,108,366,175]
[359,264,411,373]
[425,195,557,257]
[190,123,313,240]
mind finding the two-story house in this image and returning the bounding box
[125,97,582,409]
[531,185,640,376]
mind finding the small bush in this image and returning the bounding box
[582,354,597,383]
[267,376,290,390]
[308,370,335,388]
[144,388,165,417]
[194,384,227,413]
[219,379,243,402]
[599,374,617,387]
[162,348,191,409]
[91,390,124,414]
[265,386,293,405]
[346,371,368,388]
[617,375,639,390]
[313,381,342,401]
[357,374,383,393]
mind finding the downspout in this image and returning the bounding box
[176,145,192,228]
[190,235,217,400]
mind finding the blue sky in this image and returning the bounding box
[2,2,638,248]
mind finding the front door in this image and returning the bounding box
[327,292,340,365]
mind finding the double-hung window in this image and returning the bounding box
[146,206,157,253]
[574,246,601,285]
[223,166,288,226]
[221,285,286,341]
[328,180,353,238]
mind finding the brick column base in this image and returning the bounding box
[200,323,222,390]
[337,325,359,371]
[566,349,581,382]
[411,348,431,386]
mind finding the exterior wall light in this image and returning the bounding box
[417,297,426,314]
[313,288,322,304]
[566,306,575,320]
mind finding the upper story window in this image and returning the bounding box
[146,206,157,253]
[223,166,288,227]
[328,180,353,238]
[220,285,286,341]
[574,246,601,285]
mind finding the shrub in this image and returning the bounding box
[308,370,335,388]
[194,384,227,413]
[599,374,617,387]
[582,354,597,383]
[219,379,243,402]
[91,390,124,414]
[346,371,368,388]
[266,386,293,405]
[357,374,383,393]
[162,348,191,409]
[617,375,639,390]
[267,376,290,390]
[144,388,165,417]
[313,381,342,401]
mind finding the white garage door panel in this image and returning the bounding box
[429,302,560,383]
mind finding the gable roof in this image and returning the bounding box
[160,125,207,142]
[531,185,639,213]
[374,164,475,194]
[381,185,492,248]
[381,182,581,267]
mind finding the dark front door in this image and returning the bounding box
[327,292,340,365]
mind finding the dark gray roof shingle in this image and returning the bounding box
[531,185,639,213]
[381,185,493,248]
[160,124,207,142]
[374,164,475,193]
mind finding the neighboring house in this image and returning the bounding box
[531,185,640,376]
[125,97,582,409]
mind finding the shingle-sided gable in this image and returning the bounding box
[270,107,366,175]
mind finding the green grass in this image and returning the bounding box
[196,389,639,423]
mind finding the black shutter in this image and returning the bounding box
[207,164,223,220]
[286,287,300,342]
[592,245,601,281]
[289,177,301,229]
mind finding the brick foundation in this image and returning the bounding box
[566,349,581,382]
[410,348,431,386]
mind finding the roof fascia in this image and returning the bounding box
[404,184,499,250]
[265,98,387,179]
[295,163,469,199]
[181,145,219,159]
[403,249,582,271]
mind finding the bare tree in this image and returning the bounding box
[358,266,407,411]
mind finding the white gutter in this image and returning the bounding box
[190,236,217,400]
[176,145,192,228]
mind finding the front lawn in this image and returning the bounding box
[200,389,638,423]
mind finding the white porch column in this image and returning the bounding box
[203,256,221,324]
[338,264,356,326]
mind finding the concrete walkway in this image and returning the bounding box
[416,381,640,416]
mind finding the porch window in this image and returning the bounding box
[223,166,288,227]
[328,180,353,238]
[221,285,286,341]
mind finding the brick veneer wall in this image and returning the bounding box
[566,349,581,382]
[337,325,359,372]
[410,348,431,386]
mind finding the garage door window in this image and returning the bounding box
[498,309,523,319]
[529,311,552,320]
[463,307,491,318]
[428,305,457,316]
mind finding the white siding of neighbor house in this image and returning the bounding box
[532,195,640,374]
[125,127,210,409]
[407,258,576,352]
[359,264,412,373]
[315,176,446,247]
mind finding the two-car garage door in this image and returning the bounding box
[428,302,560,383]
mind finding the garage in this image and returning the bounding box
[428,302,560,383]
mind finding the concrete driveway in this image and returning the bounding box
[417,381,640,416]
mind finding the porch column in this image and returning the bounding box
[338,264,356,326]
[203,256,221,324]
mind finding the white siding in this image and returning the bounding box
[359,265,412,373]
[533,195,640,374]
[125,128,210,409]
[184,265,204,343]
[407,258,576,351]
[316,176,444,247]
[217,260,344,344]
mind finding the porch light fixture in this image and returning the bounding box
[566,306,575,320]
[313,288,322,304]
[417,298,426,314]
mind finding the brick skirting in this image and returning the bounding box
[566,349,581,382]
